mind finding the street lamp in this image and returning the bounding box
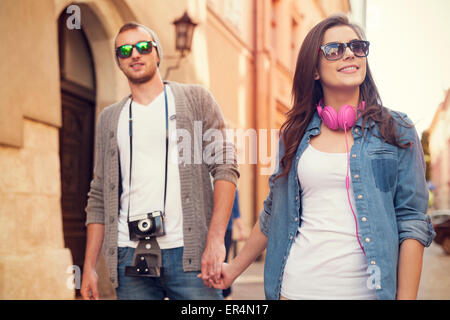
[164,11,197,78]
[173,11,197,57]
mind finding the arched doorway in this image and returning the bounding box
[58,8,96,296]
[56,1,138,299]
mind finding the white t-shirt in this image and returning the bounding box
[280,143,376,300]
[117,86,184,249]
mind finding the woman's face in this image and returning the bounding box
[316,25,367,92]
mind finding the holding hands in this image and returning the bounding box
[198,262,239,290]
[199,222,268,291]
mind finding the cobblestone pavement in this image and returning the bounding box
[228,242,450,300]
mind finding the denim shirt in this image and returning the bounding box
[259,110,436,300]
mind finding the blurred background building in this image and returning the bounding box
[428,90,450,210]
[0,0,352,299]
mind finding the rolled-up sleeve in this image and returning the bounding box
[394,118,436,247]
[199,86,240,187]
[397,216,435,247]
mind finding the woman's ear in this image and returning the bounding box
[314,70,320,80]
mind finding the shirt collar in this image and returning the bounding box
[305,111,322,133]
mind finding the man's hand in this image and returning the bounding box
[80,223,104,300]
[200,237,226,287]
[80,268,99,300]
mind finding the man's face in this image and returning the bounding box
[115,27,160,84]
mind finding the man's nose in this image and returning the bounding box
[130,46,141,59]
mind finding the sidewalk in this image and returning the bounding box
[229,259,265,300]
[228,242,450,300]
[418,242,450,299]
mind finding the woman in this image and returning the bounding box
[204,15,435,300]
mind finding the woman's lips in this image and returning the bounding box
[338,65,359,74]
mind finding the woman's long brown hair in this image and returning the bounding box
[276,15,412,180]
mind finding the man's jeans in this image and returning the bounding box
[116,246,223,300]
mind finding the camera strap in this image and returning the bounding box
[126,85,169,224]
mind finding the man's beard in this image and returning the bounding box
[126,67,157,84]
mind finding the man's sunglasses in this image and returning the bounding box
[319,40,370,61]
[115,41,157,59]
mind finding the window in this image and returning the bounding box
[224,0,242,29]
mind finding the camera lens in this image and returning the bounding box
[138,218,152,232]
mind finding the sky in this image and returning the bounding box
[363,0,450,136]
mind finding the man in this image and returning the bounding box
[80,22,239,300]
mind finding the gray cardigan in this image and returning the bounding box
[85,81,239,288]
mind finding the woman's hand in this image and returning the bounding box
[197,262,239,289]
[210,262,239,290]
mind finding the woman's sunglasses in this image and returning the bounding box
[115,41,157,59]
[319,40,370,61]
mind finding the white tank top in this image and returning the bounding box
[280,144,376,300]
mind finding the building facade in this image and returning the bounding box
[0,0,349,299]
[428,90,450,211]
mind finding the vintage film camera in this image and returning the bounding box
[128,211,165,241]
[125,211,165,277]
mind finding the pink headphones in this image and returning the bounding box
[316,98,367,255]
[316,99,366,131]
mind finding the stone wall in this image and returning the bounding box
[0,120,74,299]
